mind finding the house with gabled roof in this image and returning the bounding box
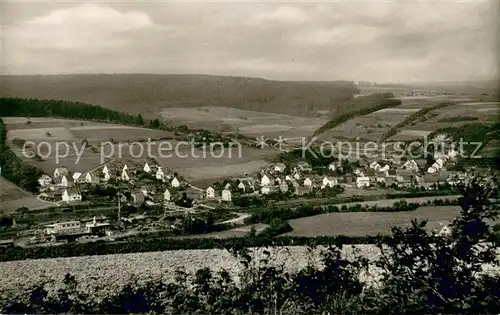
[303,177,313,187]
[221,189,232,202]
[356,176,370,188]
[61,188,82,203]
[328,162,336,172]
[156,167,165,181]
[171,177,180,188]
[260,174,272,187]
[163,188,171,201]
[53,167,69,179]
[121,169,130,182]
[143,162,152,173]
[102,165,109,175]
[72,172,83,183]
[85,172,98,184]
[274,163,286,173]
[206,186,215,199]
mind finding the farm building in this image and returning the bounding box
[143,162,152,173]
[279,181,289,193]
[85,218,111,237]
[102,165,109,175]
[321,176,337,189]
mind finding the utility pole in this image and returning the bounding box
[117,193,121,222]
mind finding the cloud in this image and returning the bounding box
[6,3,154,50]
[2,1,498,82]
[256,5,308,25]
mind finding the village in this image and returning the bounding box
[22,135,471,246]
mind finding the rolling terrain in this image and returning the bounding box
[0,74,357,118]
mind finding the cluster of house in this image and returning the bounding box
[38,162,183,204]
[206,148,465,202]
[203,161,339,202]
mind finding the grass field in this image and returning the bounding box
[161,106,326,139]
[287,206,461,237]
[387,101,499,141]
[0,178,31,202]
[3,117,279,182]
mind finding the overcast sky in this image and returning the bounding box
[2,0,499,83]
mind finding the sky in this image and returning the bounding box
[2,0,499,83]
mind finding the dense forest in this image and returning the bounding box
[0,118,42,192]
[0,97,160,129]
[0,74,359,117]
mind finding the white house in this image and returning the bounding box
[370,161,381,171]
[261,186,271,195]
[156,167,165,181]
[436,158,445,168]
[85,173,98,184]
[60,175,69,187]
[328,162,336,172]
[238,182,246,192]
[261,174,271,187]
[274,163,286,173]
[38,175,52,187]
[224,182,231,190]
[102,165,109,175]
[438,224,451,236]
[103,172,110,182]
[322,176,337,188]
[72,172,83,183]
[432,162,441,171]
[221,189,232,202]
[163,188,171,201]
[143,162,151,173]
[53,167,68,179]
[123,164,128,171]
[354,169,365,177]
[293,172,301,180]
[379,164,390,173]
[447,149,458,160]
[61,189,82,203]
[303,177,313,187]
[171,177,180,188]
[427,166,438,174]
[121,169,130,182]
[206,186,215,198]
[402,160,418,171]
[356,176,370,188]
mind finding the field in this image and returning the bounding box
[1,244,499,299]
[287,206,461,237]
[0,178,31,202]
[388,101,500,141]
[2,117,279,183]
[161,106,326,140]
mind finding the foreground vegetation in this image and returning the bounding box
[0,176,499,313]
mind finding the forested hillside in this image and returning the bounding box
[313,92,401,137]
[0,74,358,117]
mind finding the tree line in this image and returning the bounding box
[0,118,42,192]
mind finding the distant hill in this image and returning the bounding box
[0,74,358,118]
